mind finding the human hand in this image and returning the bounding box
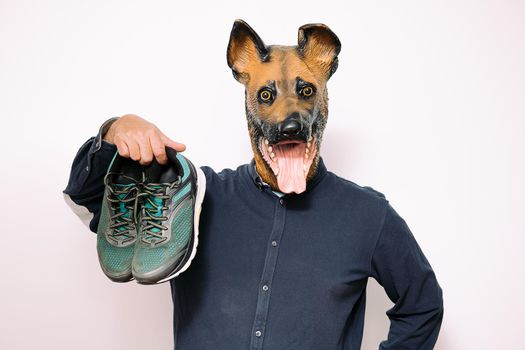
[103,114,186,165]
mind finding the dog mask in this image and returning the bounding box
[227,19,341,194]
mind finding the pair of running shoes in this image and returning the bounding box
[96,148,206,284]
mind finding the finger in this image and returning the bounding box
[160,133,186,152]
[115,140,130,158]
[128,140,141,162]
[150,133,168,165]
[138,135,153,165]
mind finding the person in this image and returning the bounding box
[63,113,444,349]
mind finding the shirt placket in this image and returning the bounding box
[249,195,287,349]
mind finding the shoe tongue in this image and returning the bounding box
[113,158,142,224]
[143,160,171,239]
[274,143,307,194]
[148,148,181,183]
[114,174,136,185]
[114,157,143,184]
[147,161,164,183]
[148,161,180,183]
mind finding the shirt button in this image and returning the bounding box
[85,166,89,171]
[262,285,269,291]
[271,240,278,247]
[255,330,262,337]
[279,198,284,205]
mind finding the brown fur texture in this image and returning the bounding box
[227,20,341,192]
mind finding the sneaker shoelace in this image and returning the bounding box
[104,173,139,244]
[138,177,181,246]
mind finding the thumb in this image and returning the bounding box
[160,133,186,152]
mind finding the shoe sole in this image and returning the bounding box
[153,165,206,284]
[98,262,134,283]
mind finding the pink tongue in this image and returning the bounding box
[274,143,307,194]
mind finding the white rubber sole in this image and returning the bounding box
[156,165,206,283]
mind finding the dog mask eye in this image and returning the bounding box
[258,89,274,102]
[299,86,315,98]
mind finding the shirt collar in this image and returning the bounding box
[247,156,328,194]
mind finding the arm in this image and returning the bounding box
[370,202,444,349]
[62,114,186,233]
[62,116,119,233]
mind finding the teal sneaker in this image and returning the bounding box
[97,152,143,282]
[132,147,206,284]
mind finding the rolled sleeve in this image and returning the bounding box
[62,116,120,232]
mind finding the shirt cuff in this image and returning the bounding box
[89,116,119,155]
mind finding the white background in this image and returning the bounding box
[1,0,524,349]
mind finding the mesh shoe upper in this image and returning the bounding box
[97,152,142,282]
[132,151,197,282]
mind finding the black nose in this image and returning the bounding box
[279,118,302,137]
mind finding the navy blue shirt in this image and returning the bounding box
[63,118,444,349]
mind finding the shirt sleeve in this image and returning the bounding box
[62,116,120,233]
[370,202,444,350]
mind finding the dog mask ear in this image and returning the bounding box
[227,19,269,84]
[297,23,341,80]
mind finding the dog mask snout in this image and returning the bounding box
[278,113,303,139]
[262,114,311,144]
[280,119,301,136]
